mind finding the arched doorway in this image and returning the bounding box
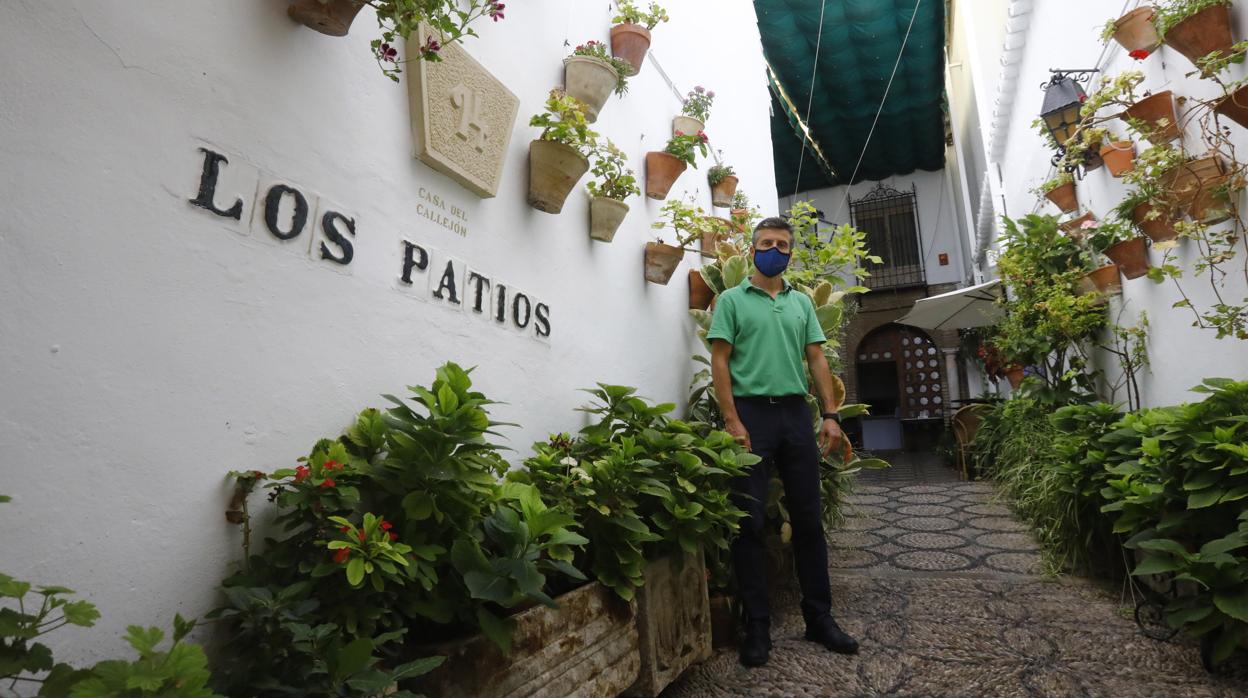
[854,324,944,450]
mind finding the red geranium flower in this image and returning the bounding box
[294,465,310,482]
[674,130,685,137]
[323,459,340,471]
[320,478,336,489]
[251,470,265,479]
[489,2,505,21]
[1129,49,1151,60]
[340,525,351,533]
[379,42,398,62]
[389,531,399,541]
[333,548,350,564]
[358,530,366,542]
[380,521,394,530]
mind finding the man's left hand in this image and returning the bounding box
[818,418,853,462]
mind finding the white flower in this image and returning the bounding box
[570,467,593,484]
[560,456,577,467]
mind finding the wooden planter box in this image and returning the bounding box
[417,582,639,698]
[625,548,713,698]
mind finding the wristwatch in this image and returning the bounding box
[821,412,841,425]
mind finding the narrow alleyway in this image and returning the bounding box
[666,454,1248,697]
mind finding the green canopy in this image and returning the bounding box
[757,0,947,195]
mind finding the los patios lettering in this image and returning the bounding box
[187,146,551,340]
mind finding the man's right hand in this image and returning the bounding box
[725,417,752,453]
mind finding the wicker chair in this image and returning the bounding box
[952,403,993,480]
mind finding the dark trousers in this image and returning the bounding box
[731,395,832,625]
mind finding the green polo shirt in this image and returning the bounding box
[706,277,826,397]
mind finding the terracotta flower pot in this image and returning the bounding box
[1060,212,1096,237]
[710,175,739,208]
[287,0,365,36]
[1120,91,1180,143]
[1101,141,1136,177]
[1105,237,1150,279]
[528,140,590,214]
[1080,264,1123,296]
[1044,181,1078,213]
[644,242,684,285]
[590,196,629,242]
[1084,149,1105,172]
[645,152,687,200]
[1132,201,1179,243]
[1112,6,1162,53]
[1215,84,1248,129]
[1163,4,1235,70]
[1005,367,1025,390]
[689,269,714,310]
[610,23,652,75]
[1165,156,1231,222]
[564,56,618,123]
[672,116,705,138]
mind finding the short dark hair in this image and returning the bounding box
[752,216,794,245]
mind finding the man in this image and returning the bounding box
[706,216,859,667]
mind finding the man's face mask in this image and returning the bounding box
[753,235,792,277]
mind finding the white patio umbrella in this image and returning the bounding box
[897,279,1004,330]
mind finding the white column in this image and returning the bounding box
[942,347,962,410]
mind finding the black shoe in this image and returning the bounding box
[804,615,859,655]
[739,619,772,667]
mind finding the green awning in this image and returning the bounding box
[758,0,947,195]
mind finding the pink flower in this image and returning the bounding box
[422,36,441,57]
[1080,219,1099,229]
[707,90,715,98]
[488,1,505,21]
[379,43,398,62]
[674,130,685,137]
[694,86,705,94]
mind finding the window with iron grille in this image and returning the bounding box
[850,182,925,290]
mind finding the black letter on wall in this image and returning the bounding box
[189,148,243,220]
[400,241,429,284]
[534,303,551,338]
[319,211,355,265]
[467,271,491,314]
[494,285,507,322]
[263,184,308,241]
[433,260,460,304]
[513,293,532,329]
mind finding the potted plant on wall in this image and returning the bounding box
[674,86,715,137]
[586,140,641,242]
[564,40,632,123]
[1154,0,1236,71]
[1035,172,1078,213]
[707,162,738,208]
[1117,190,1179,243]
[1086,218,1152,280]
[646,130,709,200]
[529,90,599,214]
[1101,6,1162,58]
[646,197,705,285]
[610,1,670,75]
[1081,71,1180,144]
[286,0,505,81]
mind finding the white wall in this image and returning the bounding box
[984,0,1248,407]
[0,0,777,667]
[783,169,970,288]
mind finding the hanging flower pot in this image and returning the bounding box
[1044,181,1078,213]
[1110,7,1162,53]
[700,218,733,257]
[1215,83,1248,129]
[1100,141,1136,177]
[287,0,365,36]
[564,56,619,124]
[528,140,590,214]
[1004,366,1026,390]
[645,152,687,200]
[689,269,714,310]
[1104,237,1151,279]
[1165,156,1229,221]
[1162,4,1235,71]
[590,196,630,242]
[644,242,684,285]
[672,116,705,139]
[610,23,652,75]
[710,175,739,208]
[1059,212,1096,237]
[1132,200,1179,243]
[1120,91,1181,143]
[1079,264,1123,296]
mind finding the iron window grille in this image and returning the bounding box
[850,182,926,290]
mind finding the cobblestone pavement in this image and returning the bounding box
[664,453,1248,697]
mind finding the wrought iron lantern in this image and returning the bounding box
[1039,69,1099,172]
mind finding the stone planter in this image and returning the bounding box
[710,175,739,208]
[1120,91,1180,143]
[644,242,684,285]
[1132,201,1179,243]
[624,549,712,698]
[564,55,618,123]
[645,152,687,200]
[1079,264,1123,297]
[1043,181,1078,213]
[590,196,630,242]
[708,594,738,649]
[529,140,590,214]
[610,23,652,75]
[1215,84,1248,129]
[1163,4,1235,71]
[287,0,365,36]
[1105,237,1151,279]
[1111,6,1162,53]
[1101,141,1136,177]
[416,582,639,698]
[689,269,714,310]
[672,115,705,138]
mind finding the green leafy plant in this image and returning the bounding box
[368,1,506,82]
[530,90,600,158]
[707,163,734,187]
[664,131,710,167]
[570,40,632,96]
[0,565,101,693]
[681,86,715,122]
[612,1,670,30]
[1153,0,1233,38]
[1032,171,1074,197]
[784,200,879,291]
[651,196,724,248]
[585,140,640,201]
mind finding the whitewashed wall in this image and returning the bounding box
[0,0,777,667]
[987,0,1248,407]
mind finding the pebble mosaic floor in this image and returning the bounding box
[664,453,1248,697]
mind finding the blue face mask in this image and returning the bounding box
[754,247,791,277]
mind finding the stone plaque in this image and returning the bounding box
[406,26,519,198]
